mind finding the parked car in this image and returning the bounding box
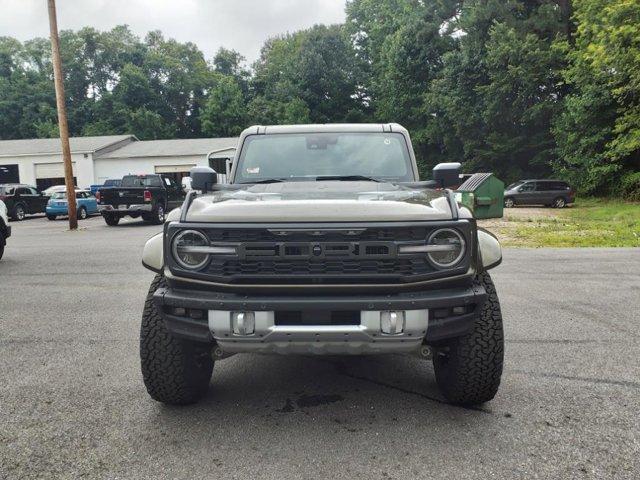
[46,190,98,220]
[0,200,11,260]
[139,124,505,407]
[89,178,121,196]
[0,184,50,220]
[42,185,67,196]
[97,174,185,226]
[503,180,575,208]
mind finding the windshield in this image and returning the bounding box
[506,181,524,190]
[121,175,162,188]
[104,179,121,187]
[51,192,68,199]
[0,186,14,195]
[235,132,414,183]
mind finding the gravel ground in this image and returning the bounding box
[1,214,639,479]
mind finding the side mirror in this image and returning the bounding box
[432,162,461,188]
[190,166,217,192]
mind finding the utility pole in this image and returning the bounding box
[47,0,77,229]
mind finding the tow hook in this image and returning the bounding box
[211,345,235,361]
[417,345,433,360]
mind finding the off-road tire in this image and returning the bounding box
[103,214,120,226]
[140,275,214,405]
[433,272,504,406]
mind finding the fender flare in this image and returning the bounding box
[477,228,502,270]
[142,232,164,273]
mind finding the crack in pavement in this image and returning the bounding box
[317,358,494,415]
[508,369,640,389]
[505,339,624,345]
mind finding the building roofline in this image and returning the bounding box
[0,135,137,158]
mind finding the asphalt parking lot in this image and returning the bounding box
[1,214,639,479]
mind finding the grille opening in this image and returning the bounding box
[244,245,277,256]
[275,310,360,326]
[284,245,309,256]
[325,244,351,255]
[365,245,389,255]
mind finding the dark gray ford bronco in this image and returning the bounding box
[140,124,504,406]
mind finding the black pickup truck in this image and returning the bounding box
[97,174,185,226]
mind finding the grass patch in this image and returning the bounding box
[481,198,640,247]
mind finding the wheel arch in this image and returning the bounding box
[477,228,502,270]
[142,232,164,273]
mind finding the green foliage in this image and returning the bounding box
[504,198,640,247]
[0,3,637,198]
[553,0,640,198]
[201,75,247,137]
[251,24,366,124]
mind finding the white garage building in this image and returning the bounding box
[94,137,238,186]
[0,135,238,190]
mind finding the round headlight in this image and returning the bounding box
[427,228,465,268]
[172,230,210,270]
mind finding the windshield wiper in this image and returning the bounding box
[239,178,286,184]
[314,175,384,183]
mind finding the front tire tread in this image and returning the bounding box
[140,275,213,405]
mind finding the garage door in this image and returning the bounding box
[154,164,196,174]
[35,162,76,179]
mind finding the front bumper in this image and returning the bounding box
[98,204,152,214]
[153,283,486,355]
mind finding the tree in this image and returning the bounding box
[426,1,568,181]
[554,0,640,198]
[250,24,366,124]
[201,75,247,137]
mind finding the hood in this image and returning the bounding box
[183,181,454,223]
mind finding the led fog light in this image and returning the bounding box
[380,311,405,335]
[232,312,255,335]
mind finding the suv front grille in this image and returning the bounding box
[169,223,472,285]
[207,257,433,283]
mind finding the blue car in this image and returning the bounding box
[46,190,99,220]
[89,179,121,196]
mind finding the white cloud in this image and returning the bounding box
[0,0,346,63]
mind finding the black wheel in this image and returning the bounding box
[552,197,566,208]
[433,272,504,406]
[12,204,26,221]
[103,214,120,226]
[150,203,165,225]
[140,275,214,405]
[503,197,515,208]
[77,206,88,220]
[47,215,57,221]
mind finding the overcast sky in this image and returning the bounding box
[0,0,347,63]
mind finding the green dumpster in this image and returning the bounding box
[455,173,504,219]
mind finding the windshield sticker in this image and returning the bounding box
[246,167,260,174]
[384,138,391,145]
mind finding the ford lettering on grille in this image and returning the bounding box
[237,241,397,260]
